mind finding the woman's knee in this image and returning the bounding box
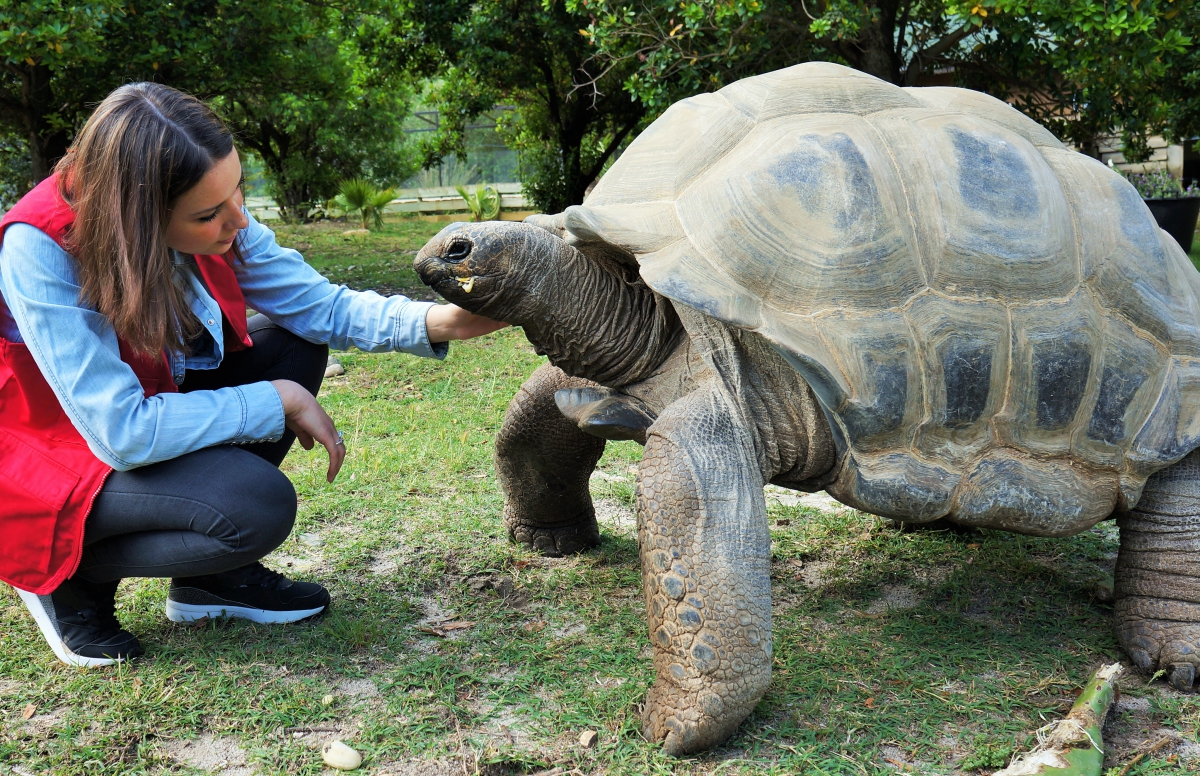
[223,457,297,558]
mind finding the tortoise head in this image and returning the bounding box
[416,218,681,386]
[414,221,570,324]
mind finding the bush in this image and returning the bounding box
[0,133,33,210]
[1122,168,1199,199]
[455,184,501,221]
[332,178,396,230]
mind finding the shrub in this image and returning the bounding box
[333,178,396,230]
[1122,167,1199,199]
[456,183,501,221]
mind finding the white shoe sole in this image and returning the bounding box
[165,599,326,624]
[16,589,120,668]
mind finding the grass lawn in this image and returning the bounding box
[3,217,1199,775]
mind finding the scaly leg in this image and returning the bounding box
[494,363,606,556]
[1115,449,1200,691]
[637,385,772,755]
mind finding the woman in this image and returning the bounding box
[0,83,504,667]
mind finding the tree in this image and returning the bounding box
[956,1,1194,159]
[578,1,1192,158]
[1160,1,1200,145]
[201,5,417,221]
[0,130,32,208]
[0,1,417,218]
[0,1,123,181]
[92,0,418,221]
[373,0,648,213]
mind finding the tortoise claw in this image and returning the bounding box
[1170,662,1196,692]
[507,514,600,557]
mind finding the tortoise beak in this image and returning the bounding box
[415,229,488,308]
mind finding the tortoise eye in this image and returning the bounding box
[444,239,472,263]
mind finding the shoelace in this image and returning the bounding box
[238,562,290,590]
[62,600,122,636]
[84,606,122,634]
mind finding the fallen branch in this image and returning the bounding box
[1115,735,1174,776]
[993,663,1123,776]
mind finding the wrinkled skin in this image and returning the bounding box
[416,221,1200,753]
[1115,452,1200,691]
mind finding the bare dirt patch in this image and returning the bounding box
[372,759,469,776]
[764,485,848,512]
[465,574,528,609]
[465,698,536,749]
[22,706,68,737]
[162,733,254,775]
[593,496,635,535]
[337,677,381,698]
[867,584,921,614]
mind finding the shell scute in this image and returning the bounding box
[953,450,1117,537]
[727,62,923,123]
[673,116,921,317]
[999,292,1102,457]
[831,451,956,522]
[906,293,1009,465]
[904,85,1064,150]
[917,117,1078,301]
[588,92,751,208]
[1073,312,1168,468]
[811,308,918,453]
[1131,358,1200,473]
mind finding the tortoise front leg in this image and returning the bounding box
[1116,449,1200,690]
[494,363,606,556]
[637,385,772,755]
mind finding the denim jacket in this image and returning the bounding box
[0,212,445,470]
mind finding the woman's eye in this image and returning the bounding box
[199,210,220,223]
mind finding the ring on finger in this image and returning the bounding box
[336,431,345,446]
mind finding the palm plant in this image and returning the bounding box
[333,178,396,230]
[455,184,502,221]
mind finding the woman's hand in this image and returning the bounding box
[425,304,508,343]
[271,379,345,483]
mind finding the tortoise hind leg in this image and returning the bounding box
[1115,449,1200,690]
[637,384,772,755]
[495,363,606,556]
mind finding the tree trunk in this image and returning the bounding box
[16,64,71,182]
[856,22,899,83]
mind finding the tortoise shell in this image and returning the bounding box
[545,62,1200,535]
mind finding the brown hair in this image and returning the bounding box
[55,82,237,356]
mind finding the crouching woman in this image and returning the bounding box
[0,83,504,666]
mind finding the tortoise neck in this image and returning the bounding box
[507,242,683,387]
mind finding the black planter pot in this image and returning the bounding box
[1145,197,1200,254]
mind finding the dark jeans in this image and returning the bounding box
[73,315,328,584]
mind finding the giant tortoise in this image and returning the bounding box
[415,62,1200,755]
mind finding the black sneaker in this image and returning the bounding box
[16,579,144,667]
[166,563,329,624]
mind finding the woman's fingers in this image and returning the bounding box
[294,428,316,450]
[273,378,344,482]
[296,402,343,482]
[316,420,345,483]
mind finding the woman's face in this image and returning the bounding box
[165,150,249,255]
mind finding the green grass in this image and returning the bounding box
[270,218,447,300]
[3,217,1198,775]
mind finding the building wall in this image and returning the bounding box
[1098,134,1190,181]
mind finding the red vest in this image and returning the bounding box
[0,175,253,594]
